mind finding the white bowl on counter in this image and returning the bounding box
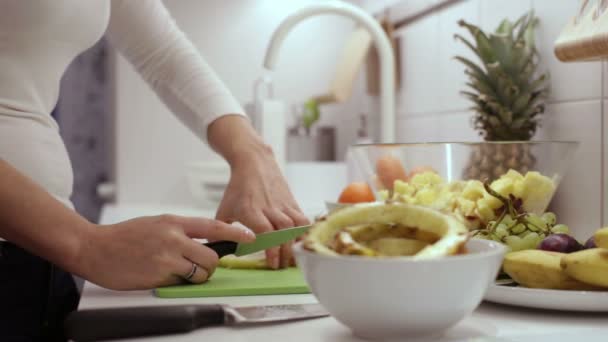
[293,238,506,340]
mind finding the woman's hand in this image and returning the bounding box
[215,147,310,269]
[207,116,310,270]
[76,215,255,290]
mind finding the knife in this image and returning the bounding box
[204,224,311,258]
[64,303,328,341]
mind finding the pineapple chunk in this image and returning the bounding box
[456,197,476,217]
[415,188,438,206]
[521,171,556,214]
[394,180,415,197]
[490,177,515,197]
[482,191,503,210]
[503,169,524,182]
[378,190,390,200]
[512,180,525,199]
[461,180,485,201]
[410,172,443,188]
[476,198,496,222]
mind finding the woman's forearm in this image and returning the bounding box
[0,159,93,273]
[206,115,274,168]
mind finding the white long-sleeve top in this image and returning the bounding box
[0,0,245,209]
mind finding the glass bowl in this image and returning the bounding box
[349,141,579,214]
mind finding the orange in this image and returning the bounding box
[375,155,408,190]
[338,182,376,203]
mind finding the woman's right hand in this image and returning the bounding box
[75,214,255,290]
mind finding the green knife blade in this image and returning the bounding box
[234,225,311,256]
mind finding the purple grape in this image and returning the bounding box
[584,236,596,249]
[538,234,583,253]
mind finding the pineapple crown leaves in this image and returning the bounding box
[453,10,549,141]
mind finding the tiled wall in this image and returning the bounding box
[361,0,606,238]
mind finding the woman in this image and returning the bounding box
[0,1,309,340]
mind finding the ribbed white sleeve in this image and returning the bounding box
[106,0,247,143]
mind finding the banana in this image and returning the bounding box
[304,202,468,259]
[503,250,599,290]
[595,227,608,249]
[561,248,608,288]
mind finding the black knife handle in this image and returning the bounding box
[64,304,225,341]
[203,240,238,258]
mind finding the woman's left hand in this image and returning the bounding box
[215,148,309,269]
[207,115,309,270]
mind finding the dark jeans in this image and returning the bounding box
[0,242,80,342]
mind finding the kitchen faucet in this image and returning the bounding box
[262,0,396,143]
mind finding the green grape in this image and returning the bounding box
[541,212,557,226]
[522,232,541,249]
[551,224,570,235]
[526,214,545,232]
[511,223,526,234]
[502,215,515,227]
[518,230,532,238]
[504,235,524,252]
[494,224,508,239]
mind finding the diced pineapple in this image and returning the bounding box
[409,172,443,188]
[394,180,415,197]
[476,198,496,222]
[521,171,556,214]
[377,190,390,200]
[457,197,476,217]
[512,180,525,199]
[461,180,485,201]
[415,188,438,206]
[490,177,515,197]
[503,169,524,181]
[481,191,503,210]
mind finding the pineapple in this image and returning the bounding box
[454,11,549,181]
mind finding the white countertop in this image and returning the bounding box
[77,204,608,342]
[80,282,608,342]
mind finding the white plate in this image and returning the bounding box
[484,283,608,312]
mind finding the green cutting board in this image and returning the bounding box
[154,267,310,298]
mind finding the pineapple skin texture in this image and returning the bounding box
[561,248,608,288]
[503,250,600,290]
[595,227,608,249]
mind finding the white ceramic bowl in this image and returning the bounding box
[293,238,506,340]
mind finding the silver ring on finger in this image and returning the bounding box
[184,262,198,282]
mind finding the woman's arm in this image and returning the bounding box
[0,159,91,273]
[207,116,310,269]
[106,0,309,269]
[0,159,255,289]
[105,0,245,143]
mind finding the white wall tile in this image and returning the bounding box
[535,101,603,239]
[437,0,481,113]
[396,115,439,142]
[480,0,532,33]
[533,0,603,102]
[397,111,481,143]
[398,10,441,115]
[436,111,483,142]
